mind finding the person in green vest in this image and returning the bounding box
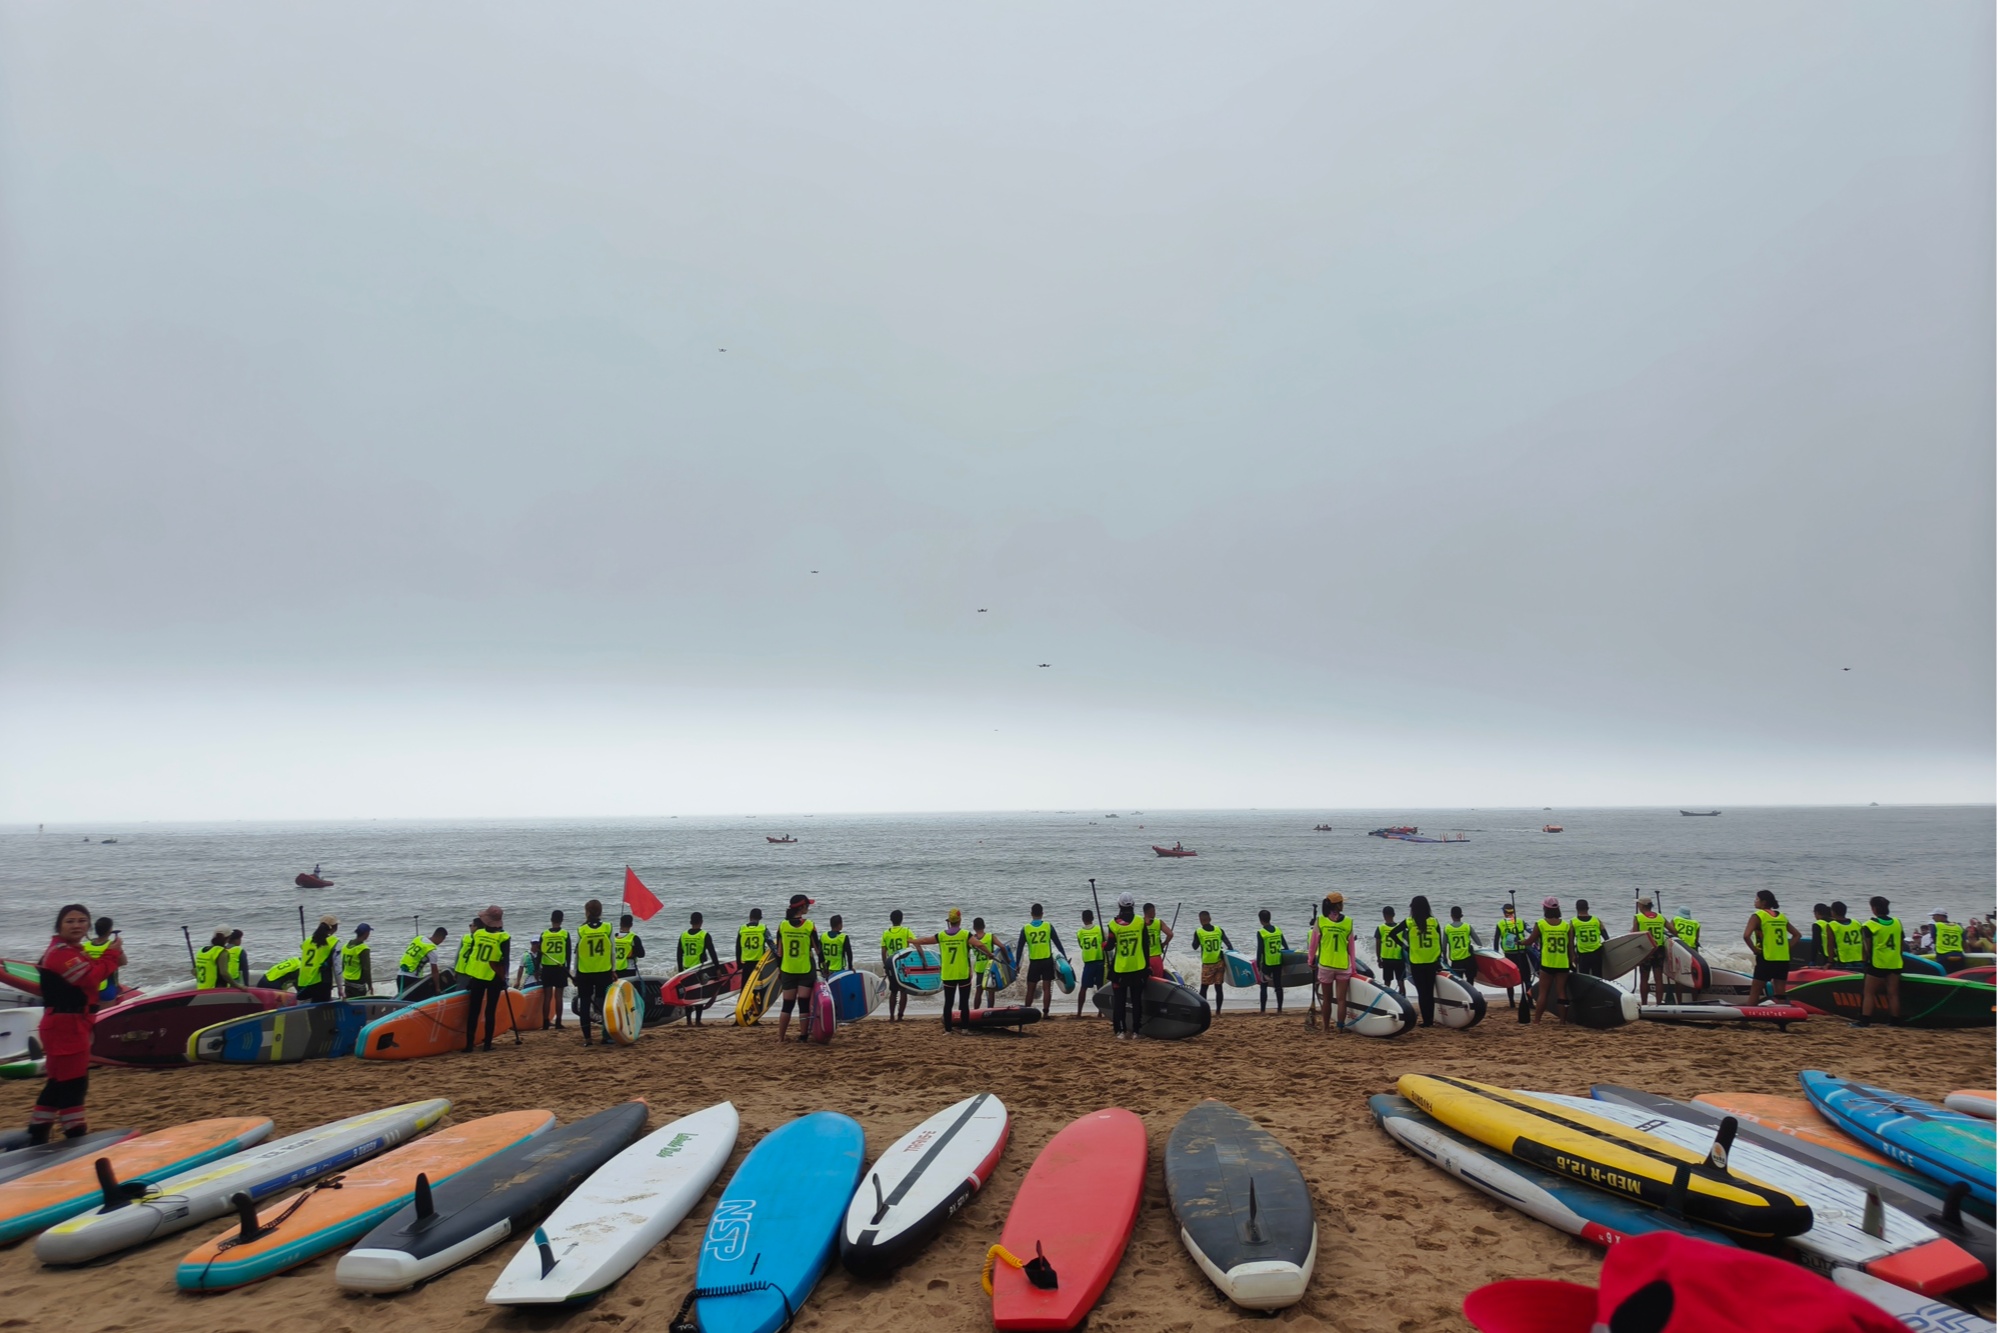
[397,926,449,995]
[1254,909,1289,1015]
[535,910,572,1032]
[573,900,616,1046]
[880,910,914,1024]
[82,917,122,1004]
[1404,896,1444,1028]
[1104,894,1150,1038]
[1527,898,1572,1023]
[736,909,772,971]
[1571,900,1605,981]
[1632,897,1670,1007]
[224,929,248,990]
[1375,906,1406,997]
[1670,906,1702,952]
[459,906,511,1052]
[1826,901,1865,970]
[296,916,341,1004]
[1190,910,1232,1016]
[1493,902,1533,1007]
[1015,904,1069,1018]
[821,915,852,974]
[972,918,1004,1009]
[613,914,645,979]
[677,912,719,1026]
[1926,910,1967,973]
[1443,907,1479,988]
[1855,895,1905,1027]
[1309,894,1357,1034]
[340,924,374,998]
[1741,890,1801,1004]
[1142,902,1174,979]
[912,908,994,1034]
[773,894,828,1044]
[192,928,231,988]
[1074,909,1105,1018]
[1809,903,1833,966]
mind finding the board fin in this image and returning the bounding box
[1245,1177,1262,1244]
[534,1226,557,1278]
[870,1173,889,1224]
[230,1190,262,1243]
[1024,1240,1059,1290]
[413,1172,434,1221]
[1705,1116,1737,1173]
[1860,1187,1883,1239]
[1930,1181,1968,1232]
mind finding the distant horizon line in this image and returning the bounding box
[4,801,1994,828]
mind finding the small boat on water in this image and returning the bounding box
[1541,824,1563,833]
[1679,810,1721,817]
[1372,828,1469,844]
[1152,844,1197,858]
[766,835,798,844]
[294,871,332,889]
[1311,824,1332,832]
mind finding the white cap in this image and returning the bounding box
[1117,892,1135,909]
[1932,909,1949,918]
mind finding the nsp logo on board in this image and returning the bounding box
[704,1200,754,1261]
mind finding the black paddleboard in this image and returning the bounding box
[1091,977,1212,1039]
[396,969,459,1003]
[335,1100,649,1293]
[1563,973,1637,1029]
[960,1006,1042,1032]
[1164,1100,1314,1310]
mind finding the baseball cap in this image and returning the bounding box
[1325,892,1345,905]
[1117,892,1135,908]
[788,894,815,909]
[1463,1233,1903,1333]
[355,923,371,933]
[1932,909,1949,918]
[1541,896,1559,910]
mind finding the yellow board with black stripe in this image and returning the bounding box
[734,952,781,1026]
[1396,1074,1812,1237]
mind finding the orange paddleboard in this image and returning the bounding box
[0,1116,272,1243]
[356,988,532,1059]
[178,1109,553,1289]
[1694,1093,1907,1172]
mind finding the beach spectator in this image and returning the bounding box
[1743,890,1801,1003]
[1190,910,1230,1015]
[1375,906,1406,997]
[1255,910,1289,1014]
[1531,898,1571,1024]
[879,910,912,1023]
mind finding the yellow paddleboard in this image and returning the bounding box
[1397,1075,1812,1237]
[735,953,780,1026]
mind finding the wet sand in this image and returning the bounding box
[0,1004,1991,1333]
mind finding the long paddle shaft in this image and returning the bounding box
[182,926,197,978]
[298,904,307,943]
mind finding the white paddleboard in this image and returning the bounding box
[1432,974,1487,1029]
[841,1093,1008,1276]
[1536,1092,1979,1289]
[1943,1093,1995,1120]
[1596,931,1656,980]
[486,1100,738,1306]
[0,1010,37,1065]
[1320,976,1415,1038]
[36,1099,452,1265]
[1832,1267,1996,1331]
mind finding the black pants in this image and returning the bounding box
[575,974,610,1041]
[1575,950,1603,978]
[298,978,334,1004]
[1449,958,1478,987]
[1112,970,1148,1033]
[940,981,972,1030]
[1381,958,1407,993]
[1409,961,1439,1026]
[463,979,504,1049]
[1505,950,1537,985]
[1257,982,1285,1012]
[28,1073,88,1142]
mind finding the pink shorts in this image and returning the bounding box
[1317,965,1351,984]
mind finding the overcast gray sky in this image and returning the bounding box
[0,2,1992,820]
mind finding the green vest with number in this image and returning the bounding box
[1935,922,1965,954]
[1754,910,1790,963]
[778,919,816,975]
[297,937,336,987]
[1443,923,1474,961]
[1671,915,1700,948]
[678,930,709,970]
[938,928,972,982]
[738,924,767,962]
[461,928,508,982]
[400,937,437,973]
[540,929,571,969]
[1077,925,1103,962]
[1833,920,1866,964]
[881,925,912,959]
[1257,927,1285,966]
[1110,918,1148,974]
[1866,918,1903,970]
[1316,916,1353,969]
[575,922,614,975]
[1539,920,1571,968]
[821,931,850,972]
[342,941,369,982]
[1023,921,1054,960]
[1195,926,1224,965]
[194,944,226,988]
[1376,922,1403,961]
[614,931,637,971]
[1406,918,1442,965]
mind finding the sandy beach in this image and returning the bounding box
[0,1006,1989,1333]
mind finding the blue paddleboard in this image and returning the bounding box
[696,1112,866,1333]
[1801,1071,1995,1207]
[827,971,868,1022]
[1055,956,1076,994]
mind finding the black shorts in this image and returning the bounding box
[1574,950,1603,977]
[1862,960,1901,978]
[540,969,567,988]
[1752,959,1790,982]
[1113,968,1148,989]
[1538,963,1569,976]
[780,972,813,993]
[1936,953,1966,973]
[1026,957,1056,984]
[1080,960,1104,988]
[886,973,905,994]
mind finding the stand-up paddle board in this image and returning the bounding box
[842,1093,1008,1276]
[992,1108,1146,1331]
[1307,974,1415,1037]
[1472,950,1521,989]
[189,997,405,1063]
[338,1101,647,1292]
[1372,1094,1735,1248]
[603,979,642,1046]
[0,1009,38,1064]
[0,1117,273,1243]
[1787,973,1996,1028]
[890,946,941,993]
[1694,1093,1922,1181]
[356,987,531,1059]
[1803,1072,1996,1208]
[1666,938,1710,996]
[1165,1100,1314,1310]
[91,988,290,1067]
[1564,973,1638,1029]
[1593,1085,1994,1275]
[1637,1003,1810,1028]
[658,960,742,1008]
[177,1110,554,1290]
[1533,1091,1982,1295]
[828,970,883,1023]
[487,1101,737,1306]
[806,975,836,1043]
[1091,977,1211,1038]
[0,960,41,998]
[0,1129,138,1187]
[1832,1267,1998,1332]
[394,968,458,1003]
[691,1111,865,1333]
[38,1100,450,1264]
[1945,1092,1996,1120]
[986,943,1018,994]
[1397,1075,1812,1237]
[1596,931,1657,980]
[961,1006,1043,1033]
[1433,973,1487,1029]
[734,953,781,1025]
[1054,957,1075,994]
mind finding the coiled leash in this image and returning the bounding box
[668,1280,794,1333]
[982,1241,1059,1295]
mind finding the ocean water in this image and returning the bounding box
[0,807,1991,987]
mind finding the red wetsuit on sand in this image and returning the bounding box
[37,936,122,1081]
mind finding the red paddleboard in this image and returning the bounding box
[658,960,743,1007]
[1950,965,1995,984]
[92,987,291,1067]
[1472,951,1519,988]
[808,976,836,1044]
[1637,1003,1811,1026]
[991,1108,1146,1331]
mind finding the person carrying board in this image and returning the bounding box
[773,894,828,1044]
[678,913,719,1026]
[1015,904,1068,1018]
[912,909,994,1034]
[880,910,913,1024]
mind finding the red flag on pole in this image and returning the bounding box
[622,866,663,922]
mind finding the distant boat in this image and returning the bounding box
[100,839,118,845]
[1104,814,1119,818]
[1312,824,1333,832]
[1152,844,1197,858]
[1368,826,1419,838]
[1679,810,1721,817]
[295,871,332,888]
[766,835,798,844]
[1541,825,1564,834]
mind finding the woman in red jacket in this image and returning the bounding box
[30,903,124,1143]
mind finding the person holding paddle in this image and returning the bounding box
[1074,909,1105,1017]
